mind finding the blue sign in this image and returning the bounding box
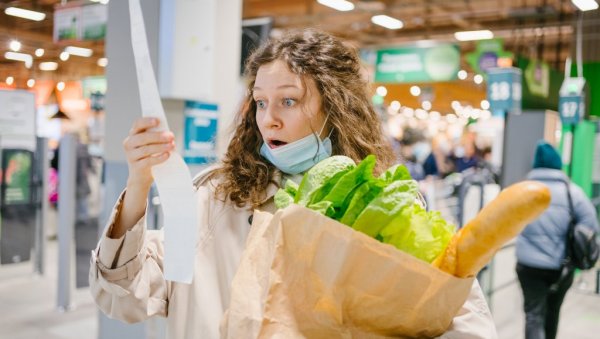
[486,67,522,115]
[183,101,218,165]
[559,95,584,125]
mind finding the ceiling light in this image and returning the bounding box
[480,100,490,110]
[390,100,401,111]
[60,52,70,61]
[571,0,599,11]
[474,74,484,84]
[371,15,404,30]
[56,82,65,91]
[316,0,354,12]
[5,52,33,68]
[454,30,494,41]
[27,79,35,88]
[410,85,421,96]
[457,70,467,80]
[415,109,428,120]
[97,57,108,67]
[422,101,432,111]
[376,86,387,97]
[6,76,14,85]
[451,100,461,111]
[64,46,93,57]
[39,62,58,71]
[35,48,44,57]
[5,7,46,21]
[9,40,22,52]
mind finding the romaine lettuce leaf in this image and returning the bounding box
[351,180,418,237]
[379,204,455,263]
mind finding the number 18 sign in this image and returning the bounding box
[486,67,522,115]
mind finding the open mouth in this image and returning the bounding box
[268,139,288,149]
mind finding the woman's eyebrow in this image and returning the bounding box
[253,84,301,91]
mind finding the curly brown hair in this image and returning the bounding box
[208,29,394,209]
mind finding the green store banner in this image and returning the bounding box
[375,44,460,83]
[466,39,513,76]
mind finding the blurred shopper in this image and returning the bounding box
[423,134,454,177]
[516,141,599,339]
[451,133,480,173]
[89,29,496,338]
[395,128,426,180]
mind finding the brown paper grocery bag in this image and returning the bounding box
[221,205,474,339]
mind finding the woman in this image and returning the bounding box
[516,141,599,339]
[90,29,496,338]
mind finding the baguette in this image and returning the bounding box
[433,181,551,278]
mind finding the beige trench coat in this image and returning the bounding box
[90,169,498,338]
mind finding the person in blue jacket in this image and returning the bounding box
[516,140,599,339]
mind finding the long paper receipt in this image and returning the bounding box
[128,0,198,284]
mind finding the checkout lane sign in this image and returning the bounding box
[558,77,586,126]
[486,67,522,115]
[559,95,584,125]
[183,101,218,165]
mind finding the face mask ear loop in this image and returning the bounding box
[310,115,330,161]
[317,115,329,140]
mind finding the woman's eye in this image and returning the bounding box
[255,100,266,109]
[283,98,296,107]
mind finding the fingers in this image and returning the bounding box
[129,141,175,161]
[129,117,160,136]
[124,131,174,151]
[136,152,170,168]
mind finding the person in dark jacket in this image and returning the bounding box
[515,141,599,339]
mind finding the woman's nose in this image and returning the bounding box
[262,106,282,129]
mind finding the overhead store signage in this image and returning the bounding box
[54,3,107,42]
[558,77,586,125]
[486,67,522,114]
[524,60,550,98]
[0,90,36,150]
[466,39,513,76]
[183,101,219,165]
[374,44,460,83]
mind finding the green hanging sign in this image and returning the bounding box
[375,44,460,83]
[466,39,513,76]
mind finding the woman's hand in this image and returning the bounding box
[123,117,175,190]
[110,117,174,239]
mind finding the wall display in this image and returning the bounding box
[0,150,33,205]
[0,90,36,150]
[183,101,218,165]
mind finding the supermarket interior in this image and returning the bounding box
[0,0,599,338]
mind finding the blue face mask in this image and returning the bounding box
[260,119,332,175]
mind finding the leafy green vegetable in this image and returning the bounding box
[275,189,295,209]
[295,156,356,205]
[351,180,418,237]
[275,179,300,209]
[284,179,299,196]
[275,154,455,264]
[379,205,454,263]
[314,155,377,218]
[379,164,411,183]
[339,180,385,226]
